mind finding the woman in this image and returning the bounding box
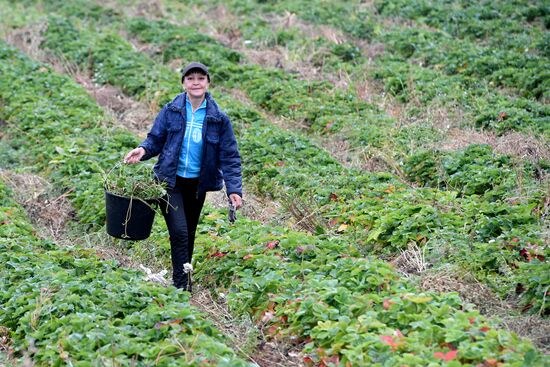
[124,62,242,292]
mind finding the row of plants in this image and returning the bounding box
[0,180,251,365]
[0,44,139,226]
[204,0,548,83]
[3,5,541,365]
[34,0,397,154]
[0,44,547,365]
[195,0,548,125]
[127,5,550,317]
[377,26,549,100]
[126,16,396,147]
[190,209,548,366]
[12,0,550,183]
[373,0,549,48]
[85,1,550,170]
[12,6,548,313]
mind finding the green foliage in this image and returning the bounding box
[16,4,549,315]
[127,18,241,66]
[404,144,532,199]
[0,182,252,366]
[381,26,549,99]
[2,2,549,363]
[103,163,167,200]
[41,16,178,106]
[0,183,35,240]
[403,150,441,187]
[515,259,550,316]
[125,17,392,147]
[442,145,513,196]
[374,0,547,43]
[191,212,545,365]
[190,0,550,141]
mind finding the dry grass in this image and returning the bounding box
[99,0,165,20]
[0,326,15,364]
[391,242,427,276]
[0,170,74,241]
[279,194,326,234]
[419,268,506,314]
[205,188,284,226]
[0,170,151,271]
[190,286,305,367]
[69,231,148,269]
[440,129,550,165]
[4,22,48,65]
[499,315,550,354]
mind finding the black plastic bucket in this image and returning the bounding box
[105,191,156,240]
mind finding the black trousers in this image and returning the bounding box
[161,176,206,288]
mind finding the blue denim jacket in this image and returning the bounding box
[139,92,242,197]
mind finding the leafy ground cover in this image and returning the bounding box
[0,45,546,363]
[0,179,252,366]
[15,1,550,168]
[2,2,540,364]
[3,0,547,315]
[190,211,547,366]
[186,0,549,134]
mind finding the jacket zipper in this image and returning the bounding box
[196,115,208,199]
[175,107,186,187]
[183,111,195,177]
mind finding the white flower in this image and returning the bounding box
[183,263,194,274]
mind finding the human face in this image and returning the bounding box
[183,72,209,100]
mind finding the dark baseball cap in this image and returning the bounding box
[181,62,209,82]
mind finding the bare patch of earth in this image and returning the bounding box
[0,169,144,272]
[74,75,153,137]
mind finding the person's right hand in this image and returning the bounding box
[124,147,145,164]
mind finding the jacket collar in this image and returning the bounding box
[168,92,221,120]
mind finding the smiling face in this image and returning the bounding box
[183,71,210,100]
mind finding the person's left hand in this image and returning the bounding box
[229,193,242,210]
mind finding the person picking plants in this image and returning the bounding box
[124,62,243,292]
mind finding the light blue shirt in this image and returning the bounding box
[177,96,207,178]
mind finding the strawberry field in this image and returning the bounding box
[0,0,549,366]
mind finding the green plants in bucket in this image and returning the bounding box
[103,162,167,240]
